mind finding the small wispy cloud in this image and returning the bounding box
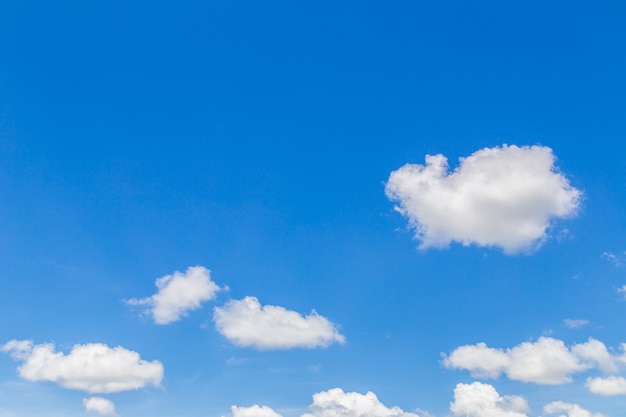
[564,319,590,329]
[602,251,626,267]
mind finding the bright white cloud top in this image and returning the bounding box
[450,382,529,417]
[585,376,626,396]
[543,401,607,417]
[226,386,613,417]
[385,145,580,253]
[83,397,117,416]
[128,266,221,324]
[2,340,163,393]
[301,388,420,417]
[214,296,345,349]
[231,405,284,417]
[229,388,421,417]
[444,337,623,385]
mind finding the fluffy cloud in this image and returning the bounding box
[230,405,283,417]
[385,145,580,253]
[585,376,626,396]
[128,266,221,324]
[563,319,589,329]
[450,382,529,417]
[2,340,163,393]
[230,387,612,417]
[444,337,621,385]
[543,401,607,417]
[301,388,420,417]
[442,342,510,379]
[571,339,619,373]
[83,397,117,415]
[213,297,345,349]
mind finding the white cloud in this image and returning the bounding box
[450,382,529,417]
[602,251,626,267]
[543,401,607,417]
[385,145,580,253]
[83,397,117,416]
[490,337,585,385]
[213,297,345,349]
[571,339,619,373]
[128,266,221,324]
[585,376,626,396]
[563,319,589,329]
[616,285,626,299]
[301,388,420,417]
[1,340,33,360]
[444,337,622,385]
[441,342,510,379]
[2,340,163,393]
[230,405,283,417]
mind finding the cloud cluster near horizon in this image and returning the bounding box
[444,336,626,395]
[228,385,604,417]
[385,145,580,253]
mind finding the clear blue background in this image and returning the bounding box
[1,1,625,416]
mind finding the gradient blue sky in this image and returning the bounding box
[1,1,625,417]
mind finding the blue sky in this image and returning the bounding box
[1,1,625,416]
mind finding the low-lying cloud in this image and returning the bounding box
[444,337,624,385]
[2,340,163,393]
[226,385,608,417]
[543,401,607,417]
[83,397,117,416]
[231,405,284,417]
[302,388,420,417]
[450,382,529,417]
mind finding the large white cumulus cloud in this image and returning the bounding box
[385,145,580,253]
[450,382,529,417]
[128,266,221,324]
[2,340,163,393]
[444,337,620,385]
[214,297,345,349]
